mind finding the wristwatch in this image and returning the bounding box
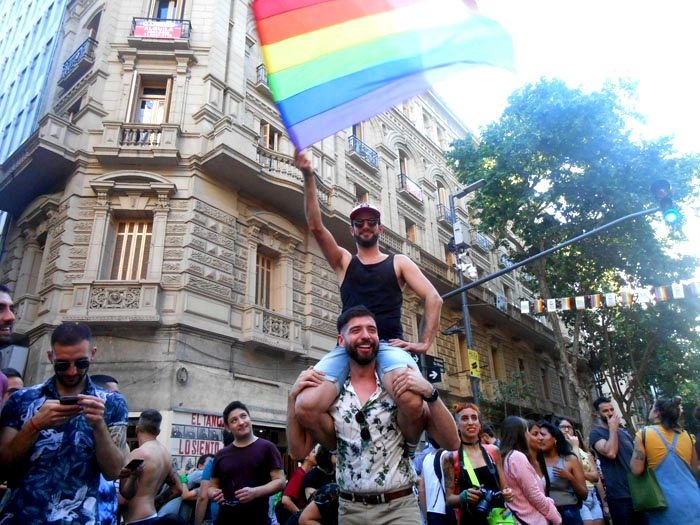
[423,388,439,403]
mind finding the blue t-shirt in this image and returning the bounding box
[0,376,128,524]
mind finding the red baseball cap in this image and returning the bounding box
[349,202,381,221]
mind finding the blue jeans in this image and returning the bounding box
[607,497,648,525]
[557,504,584,525]
[314,341,417,392]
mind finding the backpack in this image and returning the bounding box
[432,449,458,525]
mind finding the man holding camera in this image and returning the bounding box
[0,322,128,524]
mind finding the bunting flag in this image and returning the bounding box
[524,281,699,316]
[252,0,515,148]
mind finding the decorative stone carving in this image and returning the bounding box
[263,312,290,339]
[89,287,141,309]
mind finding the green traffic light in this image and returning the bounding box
[663,207,680,225]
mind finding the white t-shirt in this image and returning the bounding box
[422,450,450,514]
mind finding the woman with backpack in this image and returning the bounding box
[501,416,561,525]
[442,403,513,525]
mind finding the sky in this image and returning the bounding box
[435,0,700,270]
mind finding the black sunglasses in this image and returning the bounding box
[352,218,379,228]
[53,358,91,372]
[355,410,371,441]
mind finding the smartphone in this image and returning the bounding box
[59,395,80,405]
[124,459,144,470]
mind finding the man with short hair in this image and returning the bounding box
[1,368,23,402]
[0,322,128,524]
[91,374,120,393]
[120,409,181,525]
[293,151,446,452]
[288,306,458,524]
[0,284,15,345]
[589,396,647,525]
[206,401,285,524]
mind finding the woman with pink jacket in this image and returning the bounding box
[501,416,562,525]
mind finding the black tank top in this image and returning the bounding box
[339,254,403,340]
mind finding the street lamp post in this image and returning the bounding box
[449,179,485,404]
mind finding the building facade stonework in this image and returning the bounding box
[0,0,584,449]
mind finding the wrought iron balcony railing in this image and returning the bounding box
[436,203,453,223]
[256,63,268,85]
[398,173,424,202]
[131,18,192,39]
[59,37,98,88]
[347,135,379,170]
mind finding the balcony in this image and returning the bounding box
[436,203,453,225]
[472,231,491,252]
[94,122,180,165]
[398,173,424,203]
[347,135,379,171]
[128,18,192,49]
[65,281,162,325]
[254,64,272,96]
[239,305,305,356]
[58,37,97,89]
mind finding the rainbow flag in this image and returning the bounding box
[252,0,514,148]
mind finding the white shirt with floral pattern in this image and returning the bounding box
[331,373,417,493]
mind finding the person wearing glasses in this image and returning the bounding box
[0,321,128,525]
[292,150,452,457]
[288,306,457,524]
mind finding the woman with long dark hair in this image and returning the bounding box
[538,421,587,525]
[630,396,700,524]
[558,418,603,525]
[442,404,513,525]
[500,416,561,525]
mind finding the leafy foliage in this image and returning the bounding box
[448,78,700,425]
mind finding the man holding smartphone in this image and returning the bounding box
[0,322,128,524]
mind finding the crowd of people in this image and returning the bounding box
[1,145,699,525]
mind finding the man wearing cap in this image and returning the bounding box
[292,150,454,456]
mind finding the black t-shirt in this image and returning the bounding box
[589,425,635,500]
[212,438,283,524]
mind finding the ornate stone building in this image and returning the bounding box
[0,0,582,464]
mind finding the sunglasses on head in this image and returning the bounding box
[355,410,371,441]
[53,358,91,372]
[352,218,379,228]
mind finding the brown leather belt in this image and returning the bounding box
[339,487,414,505]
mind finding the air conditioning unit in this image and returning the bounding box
[0,345,29,375]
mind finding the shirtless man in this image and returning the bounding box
[120,409,181,525]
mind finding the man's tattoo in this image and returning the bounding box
[442,453,455,493]
[633,449,645,461]
[110,424,127,451]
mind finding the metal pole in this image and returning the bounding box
[442,207,660,301]
[450,185,484,405]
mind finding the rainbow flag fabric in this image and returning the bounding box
[252,0,514,148]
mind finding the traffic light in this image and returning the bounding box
[650,180,681,226]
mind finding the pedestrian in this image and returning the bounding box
[193,431,234,525]
[206,401,285,524]
[298,482,340,525]
[1,368,23,402]
[277,446,318,523]
[292,150,447,453]
[0,321,128,524]
[558,418,603,525]
[589,396,647,525]
[119,410,182,525]
[630,396,700,524]
[418,436,455,525]
[288,306,458,524]
[500,416,561,525]
[0,284,15,345]
[538,421,587,525]
[300,446,336,504]
[442,403,513,525]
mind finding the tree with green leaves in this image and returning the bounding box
[448,78,699,428]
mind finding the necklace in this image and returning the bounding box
[462,441,480,447]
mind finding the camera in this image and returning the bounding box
[474,488,501,516]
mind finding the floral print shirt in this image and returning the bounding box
[0,376,128,524]
[331,374,416,493]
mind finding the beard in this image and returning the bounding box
[345,338,378,366]
[56,369,88,388]
[354,233,379,248]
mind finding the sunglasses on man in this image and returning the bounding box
[355,410,371,441]
[352,218,380,228]
[53,358,91,372]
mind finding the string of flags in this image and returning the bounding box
[521,281,700,315]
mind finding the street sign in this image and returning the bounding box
[426,366,443,383]
[423,354,446,373]
[468,349,481,378]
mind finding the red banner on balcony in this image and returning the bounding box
[133,19,184,39]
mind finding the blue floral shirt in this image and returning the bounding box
[0,376,128,525]
[331,374,416,493]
